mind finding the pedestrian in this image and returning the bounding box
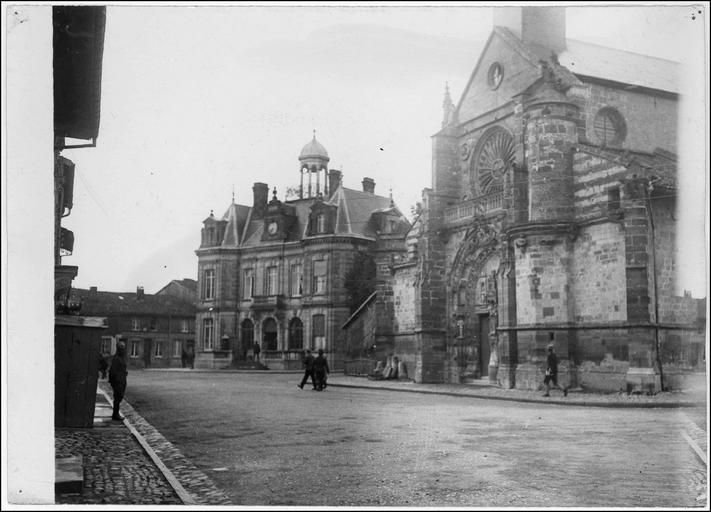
[181,349,188,368]
[109,341,128,420]
[543,344,567,397]
[298,349,316,390]
[253,342,261,362]
[313,348,329,391]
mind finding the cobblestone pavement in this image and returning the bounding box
[124,370,709,508]
[98,384,232,505]
[54,394,181,505]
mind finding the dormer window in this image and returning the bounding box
[317,213,326,233]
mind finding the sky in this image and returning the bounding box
[6,2,709,296]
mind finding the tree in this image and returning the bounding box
[343,252,376,313]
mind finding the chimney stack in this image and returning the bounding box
[136,286,144,299]
[89,286,97,295]
[362,177,375,194]
[494,6,566,58]
[252,182,269,217]
[328,169,342,197]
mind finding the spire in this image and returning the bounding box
[443,81,452,109]
[442,82,455,128]
[389,187,395,208]
[232,185,235,204]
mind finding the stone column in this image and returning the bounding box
[622,177,661,393]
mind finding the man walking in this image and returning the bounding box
[298,349,316,389]
[313,348,330,391]
[543,344,567,397]
[109,341,129,420]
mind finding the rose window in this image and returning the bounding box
[472,127,515,195]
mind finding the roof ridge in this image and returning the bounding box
[565,37,681,65]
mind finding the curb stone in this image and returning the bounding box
[100,385,233,505]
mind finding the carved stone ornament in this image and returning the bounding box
[460,139,473,161]
[472,128,515,195]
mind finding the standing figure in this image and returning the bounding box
[313,349,330,391]
[543,344,567,397]
[181,349,188,368]
[109,341,129,420]
[298,349,316,389]
[253,342,261,362]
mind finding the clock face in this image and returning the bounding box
[267,221,278,235]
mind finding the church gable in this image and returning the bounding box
[456,28,541,124]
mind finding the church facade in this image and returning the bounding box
[359,7,704,392]
[194,136,409,370]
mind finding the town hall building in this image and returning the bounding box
[194,135,410,370]
[347,6,705,393]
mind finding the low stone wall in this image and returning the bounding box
[662,369,707,391]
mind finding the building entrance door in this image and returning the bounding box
[262,318,277,351]
[143,338,152,368]
[478,315,490,377]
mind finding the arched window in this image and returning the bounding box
[288,317,304,350]
[593,107,626,147]
[240,319,254,360]
[262,318,278,351]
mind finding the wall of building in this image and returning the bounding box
[457,33,539,124]
[581,82,677,154]
[571,222,627,323]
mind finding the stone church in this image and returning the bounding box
[350,7,704,392]
[194,135,410,370]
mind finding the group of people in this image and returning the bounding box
[298,348,330,391]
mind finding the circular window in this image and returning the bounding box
[471,127,515,195]
[487,62,504,90]
[593,108,626,146]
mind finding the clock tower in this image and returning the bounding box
[262,187,296,241]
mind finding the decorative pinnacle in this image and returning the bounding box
[232,185,235,204]
[443,81,452,107]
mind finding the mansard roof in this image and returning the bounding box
[212,183,408,248]
[70,288,196,317]
[220,203,251,247]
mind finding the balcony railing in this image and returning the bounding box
[250,294,286,310]
[443,192,504,224]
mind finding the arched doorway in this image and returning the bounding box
[288,317,304,350]
[240,319,254,361]
[262,318,278,351]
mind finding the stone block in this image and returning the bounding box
[56,456,83,495]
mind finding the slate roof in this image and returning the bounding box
[216,184,404,248]
[155,278,197,295]
[492,27,679,95]
[558,39,679,94]
[70,288,196,317]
